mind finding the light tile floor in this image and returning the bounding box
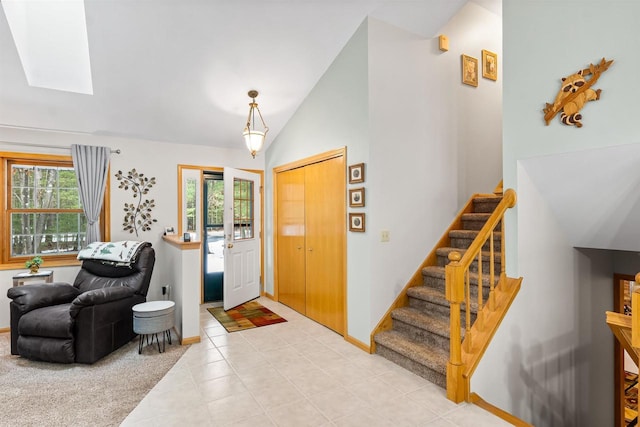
[121,297,510,426]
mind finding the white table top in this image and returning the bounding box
[132,300,175,313]
[13,270,53,279]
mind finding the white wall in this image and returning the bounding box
[503,0,640,276]
[443,2,503,205]
[495,1,640,424]
[0,126,262,330]
[473,165,614,426]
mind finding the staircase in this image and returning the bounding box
[372,189,521,402]
[374,195,501,388]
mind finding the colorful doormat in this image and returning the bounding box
[208,300,287,332]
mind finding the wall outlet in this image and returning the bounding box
[381,230,390,242]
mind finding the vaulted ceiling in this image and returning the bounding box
[0,0,499,151]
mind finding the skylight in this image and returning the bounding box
[2,0,93,95]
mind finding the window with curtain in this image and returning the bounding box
[1,152,108,264]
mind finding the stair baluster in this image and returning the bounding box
[446,189,517,402]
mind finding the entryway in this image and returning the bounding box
[178,165,263,310]
[203,172,224,302]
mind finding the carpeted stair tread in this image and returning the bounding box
[461,213,492,221]
[392,307,451,338]
[461,213,495,231]
[436,247,501,263]
[449,229,502,239]
[374,330,448,375]
[407,285,480,314]
[473,196,502,203]
[472,196,502,213]
[422,265,496,285]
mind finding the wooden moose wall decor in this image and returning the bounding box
[543,58,613,128]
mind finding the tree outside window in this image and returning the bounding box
[3,154,107,264]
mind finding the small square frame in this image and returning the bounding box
[349,163,365,184]
[482,49,498,81]
[461,54,478,87]
[349,187,365,207]
[349,213,365,232]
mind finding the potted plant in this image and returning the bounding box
[25,256,43,274]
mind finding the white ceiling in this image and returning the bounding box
[0,0,501,150]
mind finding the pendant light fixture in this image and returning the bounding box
[242,90,268,158]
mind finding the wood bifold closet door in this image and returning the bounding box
[276,156,345,334]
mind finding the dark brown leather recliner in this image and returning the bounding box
[7,245,155,363]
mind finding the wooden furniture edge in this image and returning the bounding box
[462,276,523,379]
[162,234,202,250]
[607,310,632,328]
[368,193,491,352]
[606,311,639,366]
[0,327,9,334]
[345,334,370,353]
[470,392,533,426]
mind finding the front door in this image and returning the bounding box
[223,167,261,310]
[203,173,224,302]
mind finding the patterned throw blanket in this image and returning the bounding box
[77,241,149,265]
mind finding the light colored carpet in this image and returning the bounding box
[0,331,188,427]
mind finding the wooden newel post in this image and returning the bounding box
[445,251,466,402]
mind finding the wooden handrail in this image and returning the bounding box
[445,188,517,403]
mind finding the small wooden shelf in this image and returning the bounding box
[162,234,201,250]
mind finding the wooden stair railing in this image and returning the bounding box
[606,274,640,427]
[445,188,519,403]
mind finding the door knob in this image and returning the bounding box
[227,243,234,248]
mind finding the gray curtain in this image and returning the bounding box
[71,144,110,244]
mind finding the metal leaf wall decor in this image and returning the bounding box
[115,168,157,236]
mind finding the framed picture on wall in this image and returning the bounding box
[349,188,365,207]
[482,49,498,81]
[461,54,478,87]
[348,163,365,184]
[349,213,365,232]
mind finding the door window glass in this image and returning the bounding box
[233,178,253,240]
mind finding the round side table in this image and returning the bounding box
[132,300,175,354]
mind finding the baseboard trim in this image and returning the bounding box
[345,334,370,353]
[181,335,201,345]
[469,392,533,426]
[0,327,9,334]
[264,292,275,300]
